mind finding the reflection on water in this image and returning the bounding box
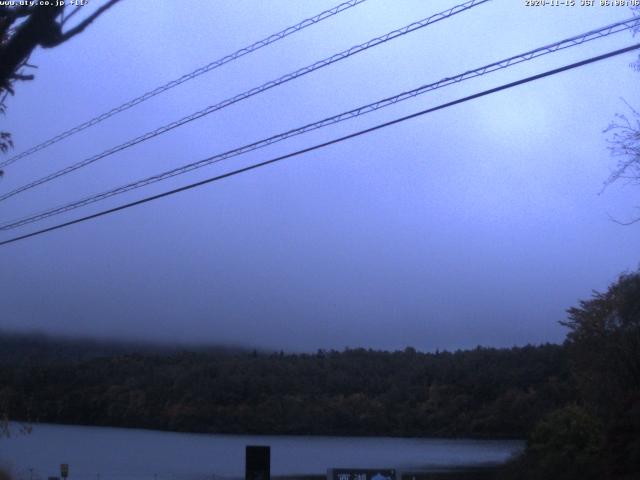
[1,423,523,480]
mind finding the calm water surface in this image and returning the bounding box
[1,423,523,480]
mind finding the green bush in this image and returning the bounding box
[501,404,603,480]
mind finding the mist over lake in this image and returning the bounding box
[1,423,523,480]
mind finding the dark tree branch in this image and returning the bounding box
[10,73,34,81]
[0,1,121,85]
[0,1,122,160]
[53,0,121,46]
[0,6,38,19]
[0,5,64,87]
[60,5,83,27]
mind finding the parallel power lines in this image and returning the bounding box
[1,0,639,246]
[1,42,638,247]
[1,16,638,233]
[0,0,370,169]
[0,0,491,202]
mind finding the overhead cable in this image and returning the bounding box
[0,0,491,202]
[0,0,370,169]
[1,42,638,247]
[1,16,637,232]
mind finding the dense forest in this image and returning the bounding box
[1,270,639,479]
[0,333,572,439]
[501,270,640,480]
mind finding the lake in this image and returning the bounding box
[0,423,523,480]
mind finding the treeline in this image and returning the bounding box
[0,331,249,365]
[500,269,640,480]
[4,268,637,478]
[0,336,572,438]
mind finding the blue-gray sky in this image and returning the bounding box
[1,0,639,351]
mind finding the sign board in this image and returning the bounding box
[60,465,69,479]
[246,445,270,480]
[328,469,396,480]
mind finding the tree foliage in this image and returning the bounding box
[501,405,603,480]
[0,1,121,156]
[505,269,640,479]
[561,270,640,415]
[0,335,572,439]
[562,270,640,478]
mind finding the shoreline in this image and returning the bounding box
[5,419,526,443]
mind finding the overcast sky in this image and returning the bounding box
[0,0,639,352]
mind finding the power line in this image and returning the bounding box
[0,0,370,169]
[0,0,490,202]
[1,42,638,247]
[2,16,637,232]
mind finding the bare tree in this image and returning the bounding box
[604,102,640,185]
[603,7,640,224]
[0,1,122,157]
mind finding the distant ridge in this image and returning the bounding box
[0,330,253,364]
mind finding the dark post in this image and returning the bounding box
[245,445,270,480]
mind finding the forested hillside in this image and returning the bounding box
[0,335,573,438]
